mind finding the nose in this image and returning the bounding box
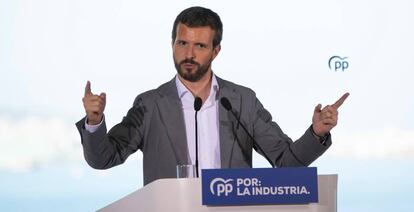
[185,45,195,60]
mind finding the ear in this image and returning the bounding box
[211,44,221,60]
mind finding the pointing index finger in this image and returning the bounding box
[85,81,92,96]
[332,92,350,109]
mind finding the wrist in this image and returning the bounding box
[86,115,103,125]
[310,125,329,144]
[311,124,324,137]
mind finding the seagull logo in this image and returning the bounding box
[328,56,349,71]
[210,178,234,196]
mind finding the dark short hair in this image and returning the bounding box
[172,6,223,47]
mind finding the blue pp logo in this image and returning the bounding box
[329,56,349,71]
[210,178,234,196]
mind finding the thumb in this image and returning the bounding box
[314,104,322,113]
[100,92,106,101]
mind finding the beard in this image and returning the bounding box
[174,56,212,82]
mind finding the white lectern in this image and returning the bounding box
[99,174,337,212]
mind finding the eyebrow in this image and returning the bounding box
[175,39,208,45]
[195,42,209,46]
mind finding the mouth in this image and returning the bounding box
[181,62,197,71]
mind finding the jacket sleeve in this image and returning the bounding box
[250,96,331,167]
[75,96,147,169]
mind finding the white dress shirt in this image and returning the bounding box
[175,74,221,171]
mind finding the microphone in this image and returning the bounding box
[220,97,275,168]
[194,97,202,177]
[220,97,232,111]
[194,97,202,111]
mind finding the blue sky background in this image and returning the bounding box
[1,0,413,211]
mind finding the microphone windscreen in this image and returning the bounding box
[194,97,202,111]
[220,97,232,111]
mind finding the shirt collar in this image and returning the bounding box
[175,73,220,101]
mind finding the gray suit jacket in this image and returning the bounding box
[76,76,331,185]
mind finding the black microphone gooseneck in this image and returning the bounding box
[194,97,202,177]
[220,97,275,168]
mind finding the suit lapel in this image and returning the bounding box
[217,78,241,168]
[154,76,243,168]
[156,79,189,165]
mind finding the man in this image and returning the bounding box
[76,6,349,185]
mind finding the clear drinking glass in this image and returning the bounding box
[176,164,197,178]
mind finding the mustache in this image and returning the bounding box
[179,59,200,66]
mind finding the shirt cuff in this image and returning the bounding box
[84,116,104,133]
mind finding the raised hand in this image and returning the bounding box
[82,81,106,125]
[312,93,349,136]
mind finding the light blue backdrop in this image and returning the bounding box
[1,0,413,211]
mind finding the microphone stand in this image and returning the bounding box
[194,97,202,177]
[220,97,275,168]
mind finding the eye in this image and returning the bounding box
[177,40,187,46]
[196,43,207,49]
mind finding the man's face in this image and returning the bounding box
[172,23,220,82]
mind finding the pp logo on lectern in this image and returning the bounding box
[210,178,234,196]
[329,56,349,71]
